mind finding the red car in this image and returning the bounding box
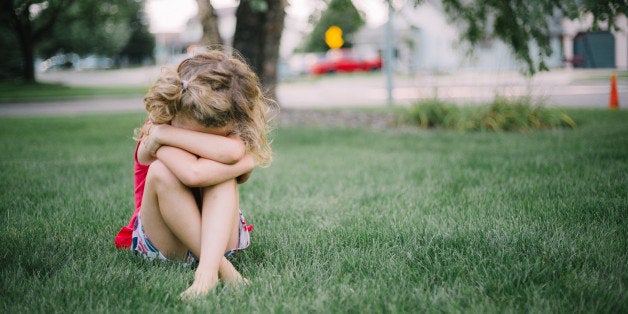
[311,49,382,75]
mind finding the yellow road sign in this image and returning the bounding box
[325,25,344,49]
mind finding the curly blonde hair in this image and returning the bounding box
[142,49,276,166]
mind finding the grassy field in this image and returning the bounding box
[0,109,626,312]
[0,82,147,103]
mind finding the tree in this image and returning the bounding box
[194,0,286,101]
[302,0,365,52]
[233,0,287,100]
[196,0,223,46]
[1,0,74,83]
[0,17,24,80]
[119,6,156,65]
[1,0,152,83]
[433,0,628,74]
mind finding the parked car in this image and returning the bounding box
[76,55,114,70]
[39,53,114,72]
[39,54,79,72]
[311,49,382,75]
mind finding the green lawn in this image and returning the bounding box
[0,82,147,103]
[0,109,626,312]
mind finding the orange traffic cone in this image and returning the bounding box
[609,72,619,110]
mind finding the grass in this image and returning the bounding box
[0,82,147,103]
[0,109,627,312]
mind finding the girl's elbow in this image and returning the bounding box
[137,154,152,166]
[224,143,246,164]
[221,135,246,163]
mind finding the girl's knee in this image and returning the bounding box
[204,178,236,192]
[146,160,180,186]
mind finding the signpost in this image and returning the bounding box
[384,1,394,106]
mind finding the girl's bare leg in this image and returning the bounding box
[141,161,202,260]
[140,161,244,297]
[217,186,248,286]
[180,179,243,299]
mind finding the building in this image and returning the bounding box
[562,14,627,69]
[352,1,627,74]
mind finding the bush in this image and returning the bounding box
[402,97,576,131]
[405,99,457,129]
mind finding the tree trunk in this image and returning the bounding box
[19,36,36,83]
[233,2,264,74]
[260,0,286,101]
[233,0,286,102]
[5,1,37,83]
[196,0,223,46]
[4,0,69,83]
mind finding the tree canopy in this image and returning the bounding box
[1,0,154,82]
[301,0,365,52]
[118,6,155,65]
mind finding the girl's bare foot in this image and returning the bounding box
[219,257,250,287]
[222,270,250,287]
[179,271,219,300]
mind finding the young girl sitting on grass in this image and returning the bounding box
[114,49,275,299]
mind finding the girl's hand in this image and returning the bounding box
[142,124,164,156]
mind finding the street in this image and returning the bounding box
[277,69,626,109]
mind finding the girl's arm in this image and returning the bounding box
[138,124,245,166]
[155,145,254,188]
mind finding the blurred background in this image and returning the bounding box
[1,0,626,109]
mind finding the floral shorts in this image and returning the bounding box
[132,210,252,264]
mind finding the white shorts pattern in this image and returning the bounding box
[132,210,252,263]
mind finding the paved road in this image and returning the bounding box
[277,69,627,109]
[0,67,625,116]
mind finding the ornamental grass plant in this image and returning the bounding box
[403,97,576,131]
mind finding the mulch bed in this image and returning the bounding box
[276,109,398,130]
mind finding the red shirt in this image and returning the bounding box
[114,142,149,248]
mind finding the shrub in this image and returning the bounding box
[403,97,576,131]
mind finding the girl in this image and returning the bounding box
[115,49,275,299]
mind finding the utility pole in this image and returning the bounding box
[384,0,395,106]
